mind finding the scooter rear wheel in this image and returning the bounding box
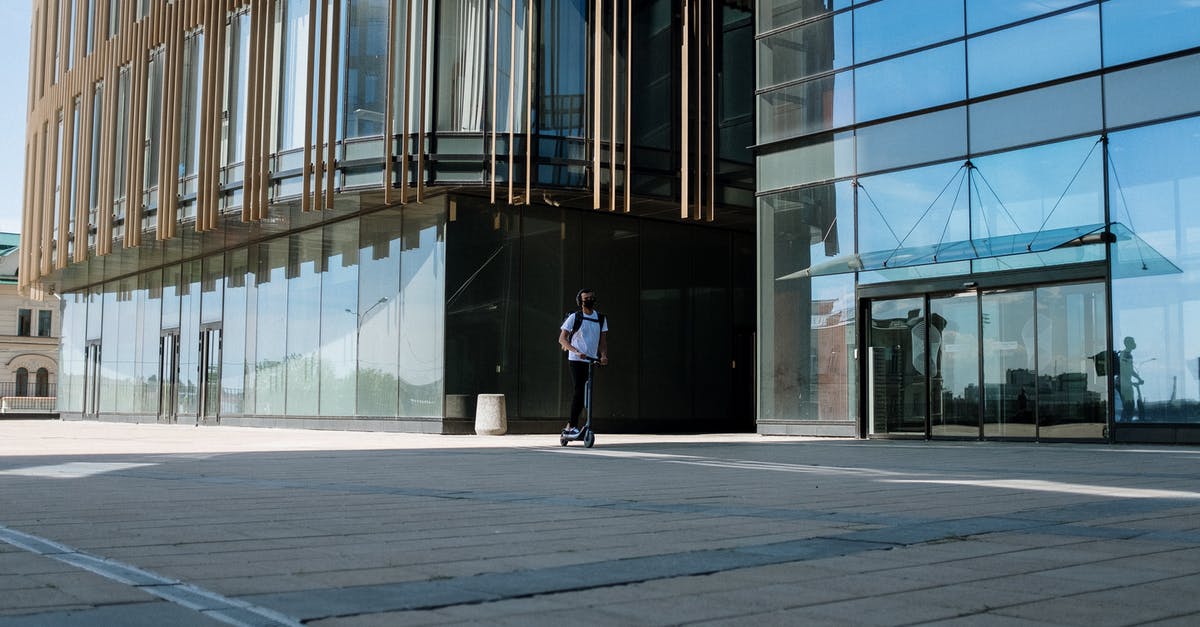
[560,436,568,446]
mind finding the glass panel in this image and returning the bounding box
[966,0,1079,34]
[868,297,927,435]
[221,250,248,415]
[855,107,966,174]
[857,160,970,264]
[201,255,224,324]
[224,11,250,166]
[853,0,963,64]
[398,204,446,416]
[1104,54,1200,130]
[757,13,852,89]
[855,43,965,122]
[757,131,853,191]
[969,77,1101,154]
[179,32,204,183]
[319,219,359,416]
[143,48,164,198]
[970,135,1104,239]
[967,7,1100,98]
[58,293,85,412]
[1102,0,1200,67]
[435,0,487,132]
[341,0,388,138]
[929,293,979,437]
[1036,282,1106,440]
[982,290,1037,438]
[88,81,103,249]
[757,0,849,33]
[445,201,520,414]
[278,0,309,151]
[357,211,401,416]
[112,67,130,223]
[757,71,854,143]
[139,271,162,414]
[115,277,137,413]
[254,238,288,414]
[177,261,201,419]
[1109,116,1200,424]
[517,205,571,418]
[540,0,587,137]
[99,284,118,412]
[761,185,852,423]
[286,230,322,416]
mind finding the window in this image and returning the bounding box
[17,309,31,336]
[36,368,50,397]
[38,310,52,337]
[15,368,28,397]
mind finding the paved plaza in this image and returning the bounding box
[1,420,1199,626]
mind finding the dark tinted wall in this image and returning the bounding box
[445,196,754,432]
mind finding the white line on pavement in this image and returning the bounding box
[0,524,301,627]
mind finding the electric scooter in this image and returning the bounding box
[561,355,601,448]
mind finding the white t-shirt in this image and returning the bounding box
[561,311,609,362]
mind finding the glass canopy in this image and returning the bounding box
[777,222,1179,280]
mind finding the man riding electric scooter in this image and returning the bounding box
[558,289,608,447]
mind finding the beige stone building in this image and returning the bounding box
[0,233,59,412]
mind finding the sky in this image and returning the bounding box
[0,3,31,235]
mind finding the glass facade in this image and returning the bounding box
[758,0,1200,441]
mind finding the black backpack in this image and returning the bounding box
[565,309,605,346]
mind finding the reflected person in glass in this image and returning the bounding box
[557,289,609,435]
[1117,336,1145,421]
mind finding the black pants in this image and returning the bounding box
[568,360,590,428]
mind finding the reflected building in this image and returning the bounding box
[757,0,1200,443]
[24,1,756,433]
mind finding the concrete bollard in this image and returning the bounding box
[475,394,507,435]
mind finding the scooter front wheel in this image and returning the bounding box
[583,430,595,448]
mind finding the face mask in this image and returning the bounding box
[582,298,596,307]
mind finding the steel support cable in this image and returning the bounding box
[932,165,970,262]
[880,161,968,267]
[1028,136,1102,250]
[1106,142,1149,270]
[854,181,901,249]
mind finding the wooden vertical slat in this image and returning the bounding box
[592,0,600,210]
[301,0,317,212]
[260,0,276,220]
[242,0,261,222]
[325,0,341,209]
[609,0,617,212]
[488,0,498,204]
[506,0,516,205]
[313,0,329,210]
[400,0,413,201]
[384,0,397,205]
[624,0,630,213]
[679,0,688,219]
[523,0,532,205]
[416,0,428,202]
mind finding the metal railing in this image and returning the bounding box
[0,382,57,398]
[1,397,56,413]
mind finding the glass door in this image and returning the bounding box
[83,341,101,418]
[982,290,1038,439]
[867,297,927,436]
[159,330,180,423]
[198,326,222,424]
[929,292,981,437]
[1035,282,1107,441]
